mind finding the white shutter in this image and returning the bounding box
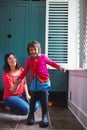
[80,0,87,68]
[45,0,80,69]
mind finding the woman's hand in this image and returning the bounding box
[10,79,21,92]
[26,93,31,101]
[10,83,19,92]
[15,78,21,84]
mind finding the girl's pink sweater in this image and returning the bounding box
[19,54,60,82]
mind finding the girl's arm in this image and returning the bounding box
[44,54,66,71]
[19,59,30,79]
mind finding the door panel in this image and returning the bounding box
[8,3,29,65]
[30,2,46,53]
[0,2,29,90]
[0,3,9,89]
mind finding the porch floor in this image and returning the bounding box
[0,101,85,130]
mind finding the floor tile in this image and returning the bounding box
[50,118,84,129]
[0,118,17,129]
[49,107,85,130]
[49,107,74,118]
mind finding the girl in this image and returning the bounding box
[16,41,66,127]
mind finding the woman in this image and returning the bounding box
[2,52,40,115]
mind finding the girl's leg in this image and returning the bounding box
[27,91,37,125]
[4,95,29,115]
[21,93,40,112]
[39,91,49,127]
[34,100,40,112]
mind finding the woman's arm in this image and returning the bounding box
[2,73,19,93]
[10,81,20,92]
[24,84,31,101]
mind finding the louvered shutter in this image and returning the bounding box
[80,0,87,68]
[45,0,80,69]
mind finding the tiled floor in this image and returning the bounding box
[0,101,85,130]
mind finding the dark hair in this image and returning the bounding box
[27,40,41,55]
[3,52,20,72]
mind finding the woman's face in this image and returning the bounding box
[7,54,17,67]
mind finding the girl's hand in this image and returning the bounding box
[63,68,66,73]
[59,66,66,73]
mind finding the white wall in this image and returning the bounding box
[68,70,87,130]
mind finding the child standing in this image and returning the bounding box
[16,41,66,127]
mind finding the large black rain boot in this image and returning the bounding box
[38,91,49,128]
[26,91,36,125]
[39,113,49,128]
[27,113,35,125]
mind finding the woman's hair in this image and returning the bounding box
[27,40,41,55]
[3,52,20,72]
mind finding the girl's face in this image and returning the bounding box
[7,54,17,67]
[29,46,39,57]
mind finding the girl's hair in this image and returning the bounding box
[27,40,41,55]
[3,52,20,72]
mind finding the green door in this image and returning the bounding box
[0,1,46,90]
[0,1,29,90]
[0,2,9,90]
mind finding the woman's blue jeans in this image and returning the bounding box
[3,94,40,115]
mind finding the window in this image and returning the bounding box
[45,0,80,69]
